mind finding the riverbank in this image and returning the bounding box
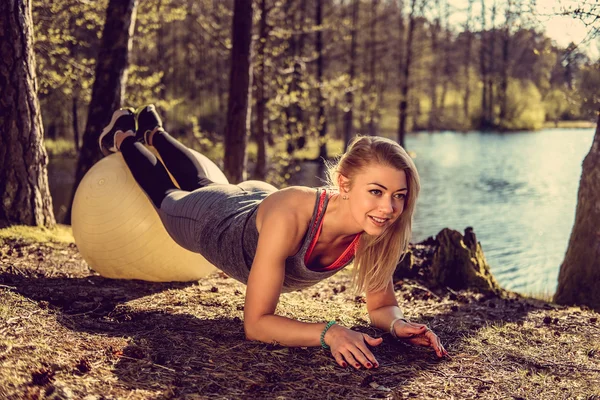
[1,227,598,399]
[542,120,596,129]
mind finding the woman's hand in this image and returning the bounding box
[324,324,383,369]
[393,319,448,358]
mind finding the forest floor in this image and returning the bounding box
[1,228,599,400]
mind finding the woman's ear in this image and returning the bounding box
[338,174,351,193]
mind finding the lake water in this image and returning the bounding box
[48,128,595,295]
[407,129,594,294]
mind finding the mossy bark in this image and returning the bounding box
[554,112,600,310]
[0,0,55,228]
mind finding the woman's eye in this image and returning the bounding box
[369,189,382,195]
[395,193,406,200]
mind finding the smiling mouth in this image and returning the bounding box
[369,216,390,225]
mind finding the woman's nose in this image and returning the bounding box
[379,198,394,214]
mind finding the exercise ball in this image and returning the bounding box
[72,149,227,281]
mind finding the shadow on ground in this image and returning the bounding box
[1,268,556,398]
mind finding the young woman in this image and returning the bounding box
[98,105,448,370]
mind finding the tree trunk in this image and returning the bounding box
[285,0,307,155]
[554,113,600,310]
[499,0,513,130]
[156,0,167,101]
[438,1,451,122]
[498,28,509,128]
[253,0,268,180]
[316,0,327,159]
[463,0,474,122]
[367,0,379,137]
[398,0,418,148]
[66,0,138,224]
[343,0,359,151]
[396,0,405,145]
[427,8,441,132]
[223,0,253,183]
[487,3,497,126]
[479,0,488,129]
[72,94,80,151]
[0,0,55,228]
[213,0,226,134]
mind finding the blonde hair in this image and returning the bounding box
[326,136,420,293]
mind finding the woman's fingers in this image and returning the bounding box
[358,334,381,367]
[333,335,381,369]
[408,335,430,347]
[332,352,348,368]
[340,349,361,370]
[363,334,383,347]
[408,329,448,358]
[427,330,446,357]
[394,321,428,338]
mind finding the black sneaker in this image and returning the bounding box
[98,108,135,155]
[135,104,163,145]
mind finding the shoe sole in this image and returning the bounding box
[99,109,134,155]
[135,104,162,144]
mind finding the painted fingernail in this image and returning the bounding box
[374,363,379,368]
[355,363,360,368]
[366,362,372,368]
[341,362,347,367]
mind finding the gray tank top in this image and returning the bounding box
[160,185,355,292]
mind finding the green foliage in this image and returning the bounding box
[31,0,598,174]
[543,89,570,122]
[0,224,74,244]
[44,138,77,158]
[576,61,600,120]
[33,0,107,138]
[500,80,545,131]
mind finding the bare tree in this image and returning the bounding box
[67,0,139,223]
[284,0,308,154]
[343,0,359,150]
[397,0,421,147]
[223,0,253,183]
[463,0,474,122]
[498,0,515,128]
[367,0,380,137]
[427,0,442,132]
[0,0,55,228]
[316,0,327,159]
[253,0,270,180]
[479,0,488,128]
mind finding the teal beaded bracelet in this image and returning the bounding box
[320,320,336,350]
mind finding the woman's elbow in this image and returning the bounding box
[243,320,260,341]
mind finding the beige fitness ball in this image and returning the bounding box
[72,150,226,281]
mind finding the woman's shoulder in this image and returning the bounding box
[256,186,317,233]
[263,186,317,212]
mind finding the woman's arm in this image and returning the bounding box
[243,195,382,368]
[366,281,448,358]
[244,197,321,345]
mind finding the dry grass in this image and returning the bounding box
[0,233,599,399]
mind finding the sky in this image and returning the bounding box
[532,0,599,58]
[445,0,599,60]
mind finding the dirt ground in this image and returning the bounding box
[1,235,599,400]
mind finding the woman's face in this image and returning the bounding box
[343,163,408,236]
